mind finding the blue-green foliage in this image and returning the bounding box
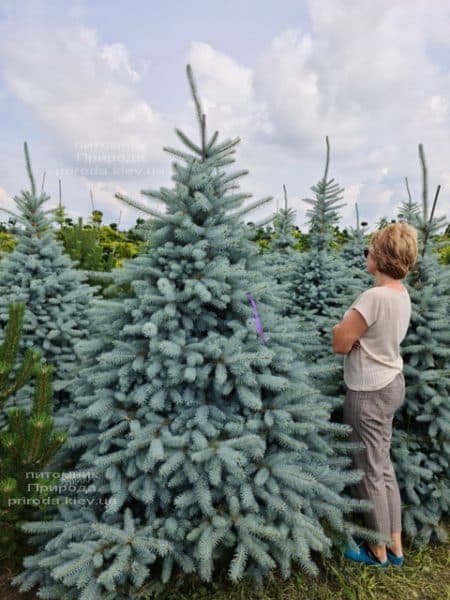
[340,203,372,290]
[262,186,324,380]
[263,186,307,318]
[270,185,298,253]
[391,144,450,545]
[287,137,363,333]
[0,143,95,429]
[392,252,450,544]
[284,140,364,400]
[12,66,383,599]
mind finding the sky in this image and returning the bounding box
[0,0,449,232]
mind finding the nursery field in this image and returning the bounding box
[0,65,449,599]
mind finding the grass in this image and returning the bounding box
[1,521,449,600]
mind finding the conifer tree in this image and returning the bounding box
[12,65,381,599]
[0,143,96,429]
[397,176,421,224]
[288,137,363,324]
[270,185,298,252]
[340,203,372,289]
[0,222,16,256]
[302,137,346,254]
[262,186,302,317]
[390,144,450,545]
[285,139,363,389]
[0,301,67,567]
[57,217,116,273]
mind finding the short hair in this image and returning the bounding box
[369,222,418,279]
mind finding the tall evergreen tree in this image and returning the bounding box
[390,144,450,545]
[13,65,381,599]
[285,139,363,390]
[288,137,363,325]
[0,143,96,429]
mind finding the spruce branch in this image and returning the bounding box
[323,136,330,182]
[186,64,207,159]
[418,143,428,220]
[231,196,273,220]
[115,192,167,221]
[421,184,441,258]
[23,141,36,196]
[405,176,412,204]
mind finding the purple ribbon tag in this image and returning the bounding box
[246,292,266,344]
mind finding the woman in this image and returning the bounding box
[331,222,418,567]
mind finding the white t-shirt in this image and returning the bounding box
[343,286,411,391]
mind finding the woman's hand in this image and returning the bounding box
[351,340,361,351]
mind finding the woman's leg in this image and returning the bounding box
[343,392,390,560]
[384,373,405,556]
[343,373,405,561]
[389,531,403,556]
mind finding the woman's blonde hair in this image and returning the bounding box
[369,222,418,279]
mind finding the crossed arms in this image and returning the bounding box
[331,308,369,355]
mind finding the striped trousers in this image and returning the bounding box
[343,371,406,538]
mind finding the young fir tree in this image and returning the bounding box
[0,143,96,430]
[12,65,381,600]
[262,186,302,316]
[56,216,116,273]
[288,137,363,320]
[285,138,363,386]
[270,185,298,252]
[262,187,322,365]
[397,176,421,224]
[340,203,372,289]
[0,221,16,256]
[0,301,67,568]
[390,144,450,545]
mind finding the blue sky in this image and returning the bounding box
[0,0,449,231]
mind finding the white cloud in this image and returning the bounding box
[182,0,450,231]
[0,0,449,232]
[100,43,141,82]
[340,183,364,227]
[254,28,365,154]
[0,186,16,219]
[0,22,170,167]
[184,41,273,141]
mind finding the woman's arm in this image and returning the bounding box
[332,309,369,354]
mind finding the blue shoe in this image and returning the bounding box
[387,548,404,566]
[343,541,389,568]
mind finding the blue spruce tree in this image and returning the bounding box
[340,203,372,290]
[262,186,303,317]
[285,138,363,393]
[397,176,421,224]
[270,185,298,253]
[0,142,96,430]
[390,144,450,545]
[13,65,384,599]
